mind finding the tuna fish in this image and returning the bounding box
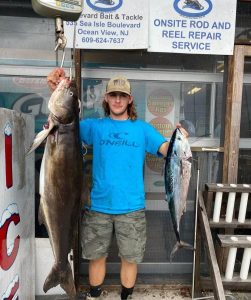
[164,128,193,260]
[27,78,82,299]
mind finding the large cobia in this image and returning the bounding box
[164,128,193,260]
[27,78,82,298]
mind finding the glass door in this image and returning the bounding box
[79,67,225,282]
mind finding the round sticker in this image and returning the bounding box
[147,89,174,117]
[145,153,164,173]
[150,117,174,138]
[145,118,174,173]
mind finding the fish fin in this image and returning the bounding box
[26,122,55,155]
[170,240,194,262]
[60,263,76,299]
[43,264,60,293]
[43,262,76,299]
[170,242,180,262]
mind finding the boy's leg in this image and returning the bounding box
[115,210,147,299]
[120,257,137,288]
[89,256,107,286]
[81,210,113,299]
[87,257,106,299]
[120,258,137,299]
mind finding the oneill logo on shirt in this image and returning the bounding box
[100,132,139,147]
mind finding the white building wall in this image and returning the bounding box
[0,108,35,300]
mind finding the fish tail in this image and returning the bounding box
[170,240,194,262]
[43,262,76,299]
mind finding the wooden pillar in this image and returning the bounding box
[222,46,243,272]
[222,46,251,273]
[223,45,246,184]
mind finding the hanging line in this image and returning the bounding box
[70,21,77,81]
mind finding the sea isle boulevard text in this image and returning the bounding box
[66,13,144,44]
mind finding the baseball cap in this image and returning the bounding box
[106,76,131,96]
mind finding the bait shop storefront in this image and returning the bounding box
[0,0,251,298]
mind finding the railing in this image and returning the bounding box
[194,183,251,300]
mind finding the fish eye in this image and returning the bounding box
[69,91,73,96]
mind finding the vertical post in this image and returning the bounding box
[225,247,237,279]
[223,45,245,184]
[75,49,82,101]
[240,248,251,280]
[212,185,224,273]
[213,190,223,222]
[192,159,200,299]
[225,238,238,280]
[238,187,249,223]
[225,184,237,223]
[240,237,251,280]
[193,220,202,298]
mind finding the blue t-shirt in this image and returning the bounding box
[80,117,166,214]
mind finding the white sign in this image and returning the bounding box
[64,0,148,49]
[149,0,237,55]
[0,109,35,300]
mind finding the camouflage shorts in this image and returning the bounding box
[81,209,146,263]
